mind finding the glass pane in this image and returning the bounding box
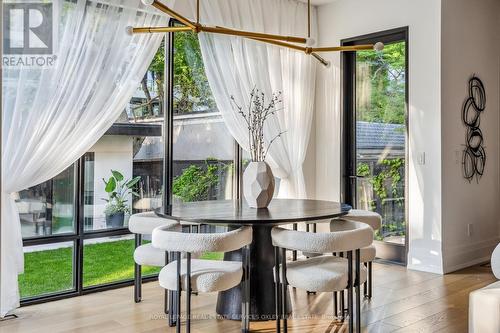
[84,40,164,231]
[83,135,164,232]
[172,30,233,203]
[83,235,160,287]
[19,242,75,299]
[17,166,76,238]
[121,39,165,122]
[355,41,406,245]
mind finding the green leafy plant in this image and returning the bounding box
[371,158,404,207]
[172,160,221,202]
[102,170,141,215]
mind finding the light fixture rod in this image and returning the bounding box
[196,0,200,25]
[131,26,193,33]
[203,26,307,44]
[312,45,374,52]
[151,0,197,30]
[249,37,306,52]
[307,0,311,38]
[311,53,329,67]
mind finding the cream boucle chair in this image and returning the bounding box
[272,219,373,333]
[128,211,180,308]
[152,225,253,333]
[336,209,382,299]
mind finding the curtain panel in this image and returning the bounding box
[1,0,170,316]
[187,0,317,199]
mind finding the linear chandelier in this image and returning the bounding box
[127,0,384,67]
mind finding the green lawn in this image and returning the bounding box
[19,239,223,299]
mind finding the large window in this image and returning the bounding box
[342,28,408,264]
[19,19,243,303]
[18,41,167,302]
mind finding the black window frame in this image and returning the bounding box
[341,27,409,264]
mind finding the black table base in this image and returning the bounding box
[216,225,291,321]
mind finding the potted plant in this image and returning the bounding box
[102,170,141,228]
[230,88,285,208]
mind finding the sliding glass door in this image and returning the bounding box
[342,28,408,264]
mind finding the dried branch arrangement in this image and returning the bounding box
[230,88,286,162]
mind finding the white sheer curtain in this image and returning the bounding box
[1,0,169,316]
[188,0,317,198]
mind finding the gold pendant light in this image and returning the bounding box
[127,0,384,67]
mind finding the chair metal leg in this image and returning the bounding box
[241,245,250,333]
[355,249,361,333]
[168,289,175,327]
[363,262,368,297]
[347,251,354,333]
[186,253,191,333]
[274,247,281,333]
[334,291,338,319]
[292,224,297,261]
[168,251,176,327]
[340,252,345,320]
[176,252,182,333]
[368,261,373,299]
[281,248,288,333]
[164,252,169,315]
[134,234,142,303]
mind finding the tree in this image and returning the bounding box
[173,31,215,113]
[356,42,406,125]
[133,30,216,119]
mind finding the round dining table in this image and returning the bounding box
[156,198,351,321]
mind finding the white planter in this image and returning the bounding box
[243,161,275,208]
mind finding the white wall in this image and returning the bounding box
[314,0,443,273]
[88,136,134,229]
[440,0,500,273]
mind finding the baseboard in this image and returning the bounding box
[407,262,444,275]
[443,237,498,273]
[444,256,490,274]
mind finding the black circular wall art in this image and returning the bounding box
[462,75,486,183]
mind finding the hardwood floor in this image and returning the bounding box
[0,262,494,333]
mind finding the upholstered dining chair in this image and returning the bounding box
[152,225,253,333]
[128,212,180,311]
[271,219,373,333]
[335,209,382,299]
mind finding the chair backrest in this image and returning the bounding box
[342,209,382,231]
[492,243,500,279]
[152,225,253,253]
[271,219,373,253]
[128,211,180,235]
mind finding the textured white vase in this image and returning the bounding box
[243,161,275,208]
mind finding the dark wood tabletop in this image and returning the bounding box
[155,199,351,225]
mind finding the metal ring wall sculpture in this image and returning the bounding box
[462,75,486,183]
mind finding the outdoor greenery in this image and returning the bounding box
[354,41,407,242]
[172,159,227,202]
[133,29,215,119]
[356,42,406,125]
[357,158,405,241]
[173,30,216,113]
[19,240,223,299]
